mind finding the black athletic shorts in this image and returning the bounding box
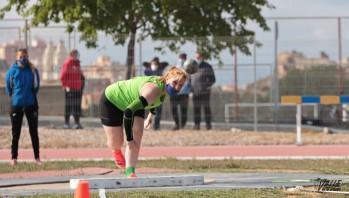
[99,90,145,126]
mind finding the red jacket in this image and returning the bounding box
[60,57,83,90]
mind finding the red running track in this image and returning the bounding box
[1,145,349,161]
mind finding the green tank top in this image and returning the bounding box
[105,76,167,111]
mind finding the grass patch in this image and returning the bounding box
[1,158,349,175]
[21,189,290,198]
[18,187,349,198]
[3,159,349,197]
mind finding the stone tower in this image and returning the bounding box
[53,40,68,79]
[42,42,54,81]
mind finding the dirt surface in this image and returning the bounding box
[1,126,349,149]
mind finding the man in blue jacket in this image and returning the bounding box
[143,57,165,130]
[170,53,191,130]
[5,48,42,166]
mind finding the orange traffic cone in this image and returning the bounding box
[74,180,90,198]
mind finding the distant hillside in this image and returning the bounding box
[241,64,349,103]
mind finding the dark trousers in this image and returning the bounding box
[10,106,39,159]
[153,104,162,130]
[192,92,212,126]
[65,89,82,124]
[170,94,189,128]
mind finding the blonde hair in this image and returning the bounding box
[158,66,189,83]
[16,48,38,88]
[16,48,36,74]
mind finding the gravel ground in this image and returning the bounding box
[1,126,349,149]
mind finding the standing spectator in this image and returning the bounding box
[60,49,84,129]
[170,53,190,130]
[144,57,163,76]
[144,57,164,130]
[191,52,216,130]
[5,48,42,165]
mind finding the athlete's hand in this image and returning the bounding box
[144,113,155,130]
[144,118,152,130]
[127,140,138,150]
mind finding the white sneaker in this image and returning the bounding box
[35,158,42,165]
[11,159,17,166]
[64,123,71,129]
[74,123,83,129]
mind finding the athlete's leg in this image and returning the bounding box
[99,90,125,168]
[103,125,125,168]
[103,125,124,151]
[125,116,144,169]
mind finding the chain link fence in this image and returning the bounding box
[1,18,349,130]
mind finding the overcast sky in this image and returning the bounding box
[3,0,349,86]
[255,0,349,39]
[264,0,349,17]
[3,0,349,40]
[2,0,349,62]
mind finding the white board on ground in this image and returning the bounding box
[70,175,204,189]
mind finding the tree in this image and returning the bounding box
[0,0,274,79]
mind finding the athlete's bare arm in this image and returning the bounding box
[139,82,160,105]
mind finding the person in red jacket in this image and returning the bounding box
[60,49,84,129]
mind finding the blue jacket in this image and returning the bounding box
[6,62,40,107]
[175,64,190,95]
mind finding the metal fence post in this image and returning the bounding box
[138,34,142,76]
[296,104,302,145]
[253,37,257,131]
[24,19,28,48]
[273,20,279,129]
